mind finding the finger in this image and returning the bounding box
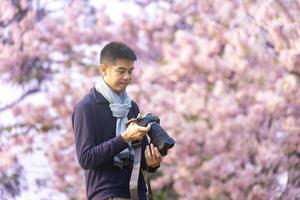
[138,133,145,140]
[140,124,151,132]
[144,145,149,157]
[137,125,151,132]
[150,143,155,156]
[148,144,154,157]
[145,145,152,160]
[151,145,160,161]
[145,123,152,131]
[128,121,137,128]
[139,131,147,138]
[154,147,161,159]
[127,118,135,124]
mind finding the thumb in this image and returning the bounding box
[138,123,152,132]
[146,122,153,131]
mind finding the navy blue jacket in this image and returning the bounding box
[72,87,157,200]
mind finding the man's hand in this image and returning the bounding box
[145,143,162,168]
[121,121,151,142]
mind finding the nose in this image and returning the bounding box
[123,71,132,81]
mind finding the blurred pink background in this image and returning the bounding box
[0,0,300,199]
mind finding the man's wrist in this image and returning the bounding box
[121,131,129,142]
[148,163,160,168]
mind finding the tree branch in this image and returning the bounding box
[0,3,29,28]
[0,87,40,112]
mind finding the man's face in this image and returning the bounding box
[100,58,134,94]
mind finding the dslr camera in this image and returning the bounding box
[129,113,175,156]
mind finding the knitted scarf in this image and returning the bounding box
[95,76,134,169]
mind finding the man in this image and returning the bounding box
[72,42,162,200]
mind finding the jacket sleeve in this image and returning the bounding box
[72,102,128,170]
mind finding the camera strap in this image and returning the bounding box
[143,167,153,200]
[129,141,154,200]
[129,141,142,200]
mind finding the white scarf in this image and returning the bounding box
[95,76,134,168]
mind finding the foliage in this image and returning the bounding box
[1,0,300,199]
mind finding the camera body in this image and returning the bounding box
[134,113,175,156]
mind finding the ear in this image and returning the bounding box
[99,64,108,76]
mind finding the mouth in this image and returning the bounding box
[118,84,128,89]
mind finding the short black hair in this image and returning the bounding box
[100,42,137,65]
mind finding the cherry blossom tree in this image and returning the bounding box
[1,0,300,199]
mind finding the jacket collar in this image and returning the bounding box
[90,87,109,104]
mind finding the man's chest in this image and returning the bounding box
[92,105,137,143]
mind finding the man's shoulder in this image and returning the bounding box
[71,90,96,126]
[131,99,138,108]
[74,90,95,111]
[130,99,140,114]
